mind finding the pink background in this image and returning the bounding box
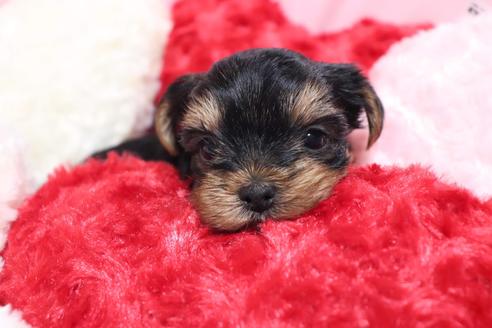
[276,0,491,32]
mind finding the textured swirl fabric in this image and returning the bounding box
[0,155,491,327]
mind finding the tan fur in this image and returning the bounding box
[274,158,345,219]
[362,85,384,149]
[182,92,222,132]
[155,99,178,156]
[192,172,252,231]
[192,158,345,231]
[289,81,336,125]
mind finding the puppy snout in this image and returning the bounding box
[238,182,276,213]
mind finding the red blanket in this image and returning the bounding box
[1,155,491,326]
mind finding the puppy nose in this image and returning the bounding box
[238,182,276,213]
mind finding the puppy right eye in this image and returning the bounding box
[199,141,215,161]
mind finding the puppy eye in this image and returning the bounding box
[199,141,215,161]
[304,128,328,150]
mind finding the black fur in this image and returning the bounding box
[91,134,173,162]
[92,48,382,180]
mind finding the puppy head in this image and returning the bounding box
[155,49,384,231]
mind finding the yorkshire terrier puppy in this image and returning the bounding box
[93,48,384,231]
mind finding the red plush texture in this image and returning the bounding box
[159,0,430,97]
[1,155,492,327]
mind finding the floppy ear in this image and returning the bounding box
[155,74,204,157]
[319,64,384,149]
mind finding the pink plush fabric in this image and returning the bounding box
[276,0,480,33]
[361,14,492,198]
[0,125,28,253]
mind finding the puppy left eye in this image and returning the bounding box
[304,128,328,150]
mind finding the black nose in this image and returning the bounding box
[238,182,276,213]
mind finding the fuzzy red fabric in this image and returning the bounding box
[1,155,492,327]
[159,0,430,97]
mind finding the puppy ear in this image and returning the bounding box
[155,74,203,157]
[319,64,384,149]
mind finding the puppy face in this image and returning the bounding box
[155,49,384,231]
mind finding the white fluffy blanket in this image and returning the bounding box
[0,0,171,185]
[0,1,171,325]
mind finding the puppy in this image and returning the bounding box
[94,48,384,231]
